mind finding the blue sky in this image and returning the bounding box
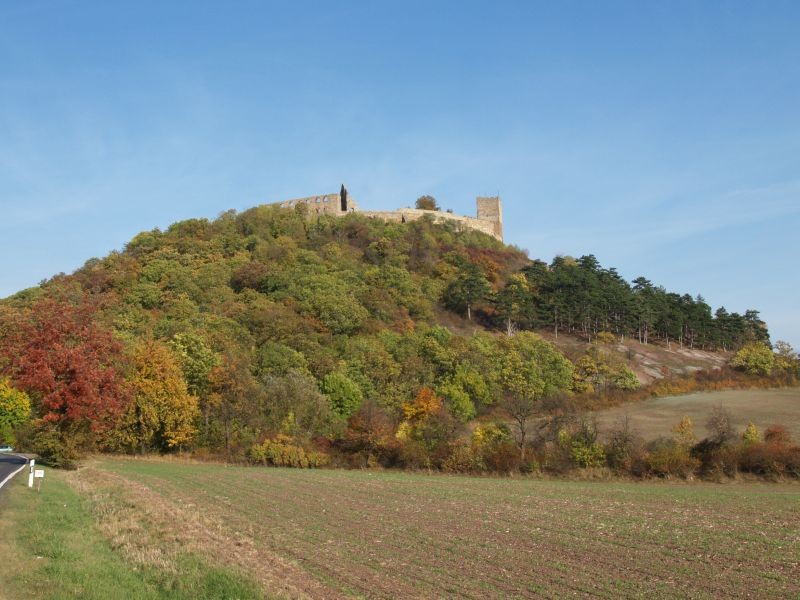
[1,1,798,347]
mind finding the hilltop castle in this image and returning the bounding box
[267,185,503,242]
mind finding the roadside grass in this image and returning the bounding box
[0,470,264,600]
[96,457,800,599]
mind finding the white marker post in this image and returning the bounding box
[34,469,44,492]
[28,459,35,488]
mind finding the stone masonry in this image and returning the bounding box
[262,186,503,242]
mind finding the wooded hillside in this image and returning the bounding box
[0,204,781,470]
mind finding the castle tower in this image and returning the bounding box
[476,196,503,241]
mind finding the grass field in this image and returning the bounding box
[0,470,264,600]
[592,388,800,441]
[4,457,789,599]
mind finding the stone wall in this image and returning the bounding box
[268,189,359,216]
[360,208,500,240]
[259,188,503,242]
[476,196,503,240]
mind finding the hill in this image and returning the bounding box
[0,203,791,474]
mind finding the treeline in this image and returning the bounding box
[0,204,788,471]
[467,254,769,351]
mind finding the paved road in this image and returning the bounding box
[0,454,28,491]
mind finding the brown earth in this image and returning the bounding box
[67,458,800,599]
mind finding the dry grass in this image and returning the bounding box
[592,388,800,441]
[65,464,342,599]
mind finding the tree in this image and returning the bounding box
[730,342,774,376]
[706,405,735,444]
[671,415,696,448]
[170,332,218,434]
[415,195,439,211]
[742,422,760,445]
[1,298,129,457]
[170,332,217,397]
[773,341,799,375]
[262,373,337,440]
[114,339,199,453]
[498,332,574,457]
[0,378,31,443]
[321,371,363,417]
[443,263,491,321]
[495,274,531,336]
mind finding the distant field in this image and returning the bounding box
[592,388,800,441]
[38,457,798,599]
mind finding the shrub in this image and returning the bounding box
[739,442,800,478]
[570,440,606,468]
[706,406,735,444]
[764,425,792,444]
[248,435,329,468]
[691,438,739,478]
[441,441,476,473]
[31,426,80,470]
[594,331,616,344]
[742,422,760,445]
[483,441,522,473]
[550,420,606,470]
[604,417,645,473]
[321,371,363,417]
[646,438,700,478]
[469,423,519,473]
[612,366,640,391]
[672,415,696,448]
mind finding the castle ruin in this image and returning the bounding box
[266,185,503,242]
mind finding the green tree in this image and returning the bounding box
[443,263,491,321]
[499,332,574,457]
[321,371,364,417]
[170,332,217,397]
[495,274,531,336]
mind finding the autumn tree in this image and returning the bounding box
[397,387,460,464]
[113,339,199,453]
[0,298,129,461]
[0,378,31,444]
[415,195,439,211]
[731,342,775,376]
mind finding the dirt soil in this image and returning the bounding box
[71,458,800,599]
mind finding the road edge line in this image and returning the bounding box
[0,455,29,490]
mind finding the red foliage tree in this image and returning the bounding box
[1,297,129,446]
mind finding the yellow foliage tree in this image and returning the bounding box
[742,422,760,445]
[672,415,696,448]
[0,378,31,444]
[117,339,199,452]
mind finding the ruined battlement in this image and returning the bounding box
[261,186,503,242]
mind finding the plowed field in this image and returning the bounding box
[77,458,799,599]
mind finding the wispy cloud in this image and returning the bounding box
[519,179,800,251]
